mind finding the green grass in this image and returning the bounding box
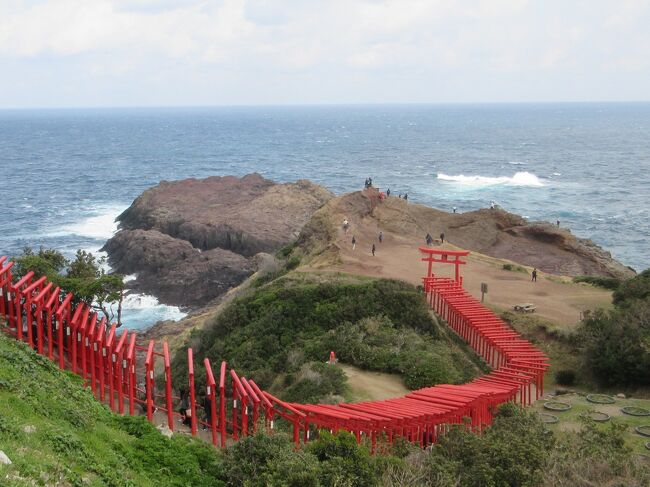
[172,272,485,404]
[533,393,650,455]
[0,333,224,487]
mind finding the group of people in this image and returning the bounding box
[345,217,383,257]
[177,388,214,431]
[425,232,445,246]
[363,178,409,202]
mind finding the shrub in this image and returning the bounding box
[573,275,621,291]
[577,304,650,387]
[503,263,527,273]
[613,268,650,306]
[223,432,319,487]
[171,275,476,401]
[308,430,379,486]
[285,256,301,270]
[554,369,576,386]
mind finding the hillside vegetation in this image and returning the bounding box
[0,333,223,487]
[172,272,484,403]
[2,336,648,487]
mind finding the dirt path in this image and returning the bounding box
[316,218,612,328]
[338,364,409,401]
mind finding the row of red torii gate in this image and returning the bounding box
[0,248,548,451]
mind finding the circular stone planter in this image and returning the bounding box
[635,425,650,438]
[538,413,559,424]
[646,442,650,451]
[621,406,650,417]
[544,401,572,412]
[579,411,610,422]
[586,394,615,404]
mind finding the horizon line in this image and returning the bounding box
[2,99,650,111]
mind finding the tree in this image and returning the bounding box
[13,247,125,328]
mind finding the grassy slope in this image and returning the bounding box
[0,333,223,487]
[172,271,486,404]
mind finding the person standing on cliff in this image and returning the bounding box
[343,218,349,233]
[352,236,356,250]
[372,244,376,256]
[378,231,383,243]
[440,232,445,244]
[532,268,537,282]
[386,188,391,197]
[404,193,408,202]
[426,233,433,246]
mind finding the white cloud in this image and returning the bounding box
[0,0,649,106]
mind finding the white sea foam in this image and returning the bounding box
[436,171,545,188]
[123,274,137,283]
[44,204,126,241]
[59,204,125,239]
[507,161,526,165]
[119,292,187,330]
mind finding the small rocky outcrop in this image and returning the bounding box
[103,174,333,307]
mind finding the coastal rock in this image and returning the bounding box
[311,190,635,281]
[103,174,333,307]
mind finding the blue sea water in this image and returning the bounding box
[1,103,649,328]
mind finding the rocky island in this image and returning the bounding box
[102,173,333,307]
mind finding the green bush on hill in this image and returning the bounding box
[577,269,650,388]
[573,275,621,290]
[172,274,481,403]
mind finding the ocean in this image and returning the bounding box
[1,103,649,329]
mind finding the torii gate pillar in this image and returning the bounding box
[419,247,470,284]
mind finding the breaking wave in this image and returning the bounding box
[436,171,545,188]
[120,292,187,331]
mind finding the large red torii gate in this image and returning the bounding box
[419,247,469,283]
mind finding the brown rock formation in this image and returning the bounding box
[302,189,635,280]
[103,174,333,307]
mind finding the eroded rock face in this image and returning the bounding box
[103,174,333,307]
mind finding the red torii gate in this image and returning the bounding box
[419,247,469,283]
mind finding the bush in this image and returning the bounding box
[613,268,650,306]
[554,369,576,386]
[573,275,621,291]
[223,432,319,487]
[171,275,476,401]
[503,263,527,273]
[577,304,650,387]
[308,430,379,486]
[427,403,553,487]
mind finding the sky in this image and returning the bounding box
[1,0,649,108]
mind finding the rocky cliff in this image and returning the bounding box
[103,174,333,307]
[301,189,635,280]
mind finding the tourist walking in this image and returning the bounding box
[531,268,537,282]
[440,232,445,244]
[342,218,349,233]
[378,231,383,243]
[453,206,457,213]
[202,393,213,431]
[352,236,356,250]
[386,188,391,197]
[404,193,408,202]
[425,233,433,246]
[372,244,376,256]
